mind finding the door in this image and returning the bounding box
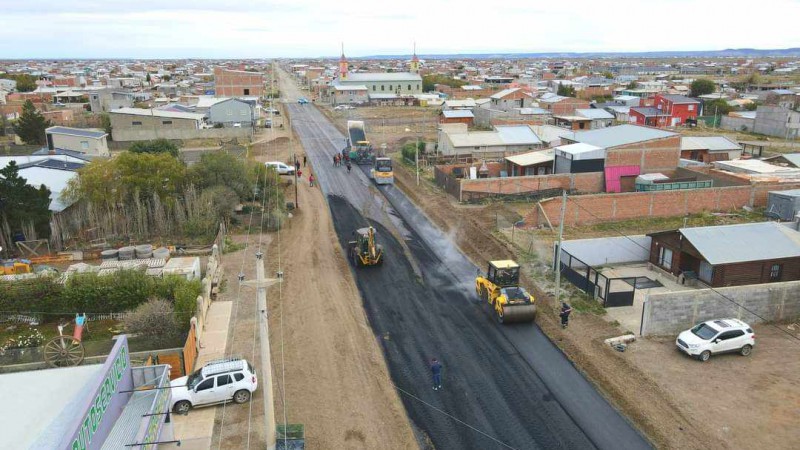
[714,330,744,353]
[216,374,235,400]
[193,377,217,405]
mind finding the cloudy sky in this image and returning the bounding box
[2,0,799,58]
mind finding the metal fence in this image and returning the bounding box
[556,247,636,308]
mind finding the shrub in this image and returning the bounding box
[124,298,181,342]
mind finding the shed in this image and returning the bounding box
[766,189,800,221]
[162,256,201,280]
[505,149,554,176]
[553,143,605,174]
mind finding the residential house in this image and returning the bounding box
[208,98,255,127]
[753,105,800,139]
[489,88,535,111]
[330,84,369,105]
[553,143,605,174]
[440,109,474,126]
[538,93,590,115]
[680,136,742,162]
[553,114,592,131]
[764,89,799,110]
[108,107,206,142]
[653,94,701,126]
[214,67,265,97]
[505,149,555,176]
[437,123,543,157]
[629,106,672,127]
[648,222,800,287]
[0,154,91,212]
[45,126,109,156]
[88,89,135,113]
[575,108,614,129]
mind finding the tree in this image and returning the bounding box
[145,73,151,83]
[188,152,253,200]
[0,161,52,239]
[65,151,187,206]
[12,100,50,145]
[161,75,171,82]
[744,101,759,111]
[626,81,639,89]
[124,298,181,343]
[557,83,576,97]
[129,139,179,158]
[602,71,614,79]
[100,113,112,138]
[422,74,467,92]
[0,74,37,92]
[690,79,716,97]
[705,98,733,116]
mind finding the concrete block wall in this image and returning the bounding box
[641,280,800,335]
[461,172,604,196]
[605,136,681,173]
[527,181,800,227]
[720,115,756,133]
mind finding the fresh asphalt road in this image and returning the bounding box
[282,72,650,450]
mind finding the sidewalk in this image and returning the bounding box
[167,300,233,450]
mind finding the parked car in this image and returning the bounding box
[264,119,272,128]
[676,318,755,362]
[297,97,309,104]
[334,105,354,111]
[232,123,242,128]
[265,161,295,175]
[265,108,280,115]
[170,358,258,414]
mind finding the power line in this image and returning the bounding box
[565,197,800,344]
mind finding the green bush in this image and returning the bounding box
[0,271,201,322]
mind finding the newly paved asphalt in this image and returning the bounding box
[284,75,651,450]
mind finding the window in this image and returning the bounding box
[381,85,385,91]
[769,263,782,281]
[408,84,411,90]
[240,110,248,116]
[389,85,393,91]
[162,120,172,125]
[372,85,376,91]
[233,373,245,382]
[243,88,250,95]
[81,141,89,150]
[688,105,695,111]
[417,84,420,90]
[699,260,713,283]
[717,330,744,341]
[132,121,142,126]
[658,246,673,270]
[196,378,214,391]
[217,374,233,386]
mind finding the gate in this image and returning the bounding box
[183,322,198,376]
[604,278,635,307]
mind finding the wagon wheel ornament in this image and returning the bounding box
[44,317,86,368]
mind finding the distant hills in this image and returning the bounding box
[360,48,800,60]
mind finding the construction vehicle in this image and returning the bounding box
[475,260,536,323]
[349,227,383,267]
[347,120,374,165]
[370,157,394,185]
[0,259,33,275]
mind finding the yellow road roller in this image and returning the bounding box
[475,260,536,323]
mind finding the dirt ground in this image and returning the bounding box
[216,128,416,448]
[263,156,417,449]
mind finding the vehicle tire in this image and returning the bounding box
[699,350,711,362]
[740,344,753,356]
[173,400,192,415]
[496,305,505,324]
[233,389,251,404]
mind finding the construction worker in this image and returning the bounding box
[346,161,352,173]
[560,302,573,329]
[303,155,307,167]
[294,160,301,173]
[309,174,315,187]
[430,358,442,390]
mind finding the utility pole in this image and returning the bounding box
[553,191,568,305]
[293,153,299,209]
[416,136,420,186]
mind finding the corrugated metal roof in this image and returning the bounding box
[567,124,677,149]
[46,126,107,139]
[442,110,474,118]
[679,222,800,265]
[659,94,701,104]
[449,132,505,148]
[681,136,741,152]
[496,125,542,145]
[100,390,156,450]
[576,108,614,120]
[505,149,554,166]
[519,107,550,115]
[490,88,521,99]
[555,142,605,156]
[110,108,205,120]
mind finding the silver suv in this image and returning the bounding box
[170,358,258,414]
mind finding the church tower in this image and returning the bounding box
[410,42,420,74]
[339,43,348,80]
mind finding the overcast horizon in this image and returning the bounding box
[2,0,800,59]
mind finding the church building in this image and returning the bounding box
[328,46,423,105]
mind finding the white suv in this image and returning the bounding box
[676,318,755,362]
[265,161,295,175]
[170,358,258,414]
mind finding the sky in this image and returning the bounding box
[2,0,800,59]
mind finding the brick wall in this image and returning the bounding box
[526,181,800,227]
[641,280,800,335]
[461,172,604,196]
[214,67,265,97]
[605,135,681,172]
